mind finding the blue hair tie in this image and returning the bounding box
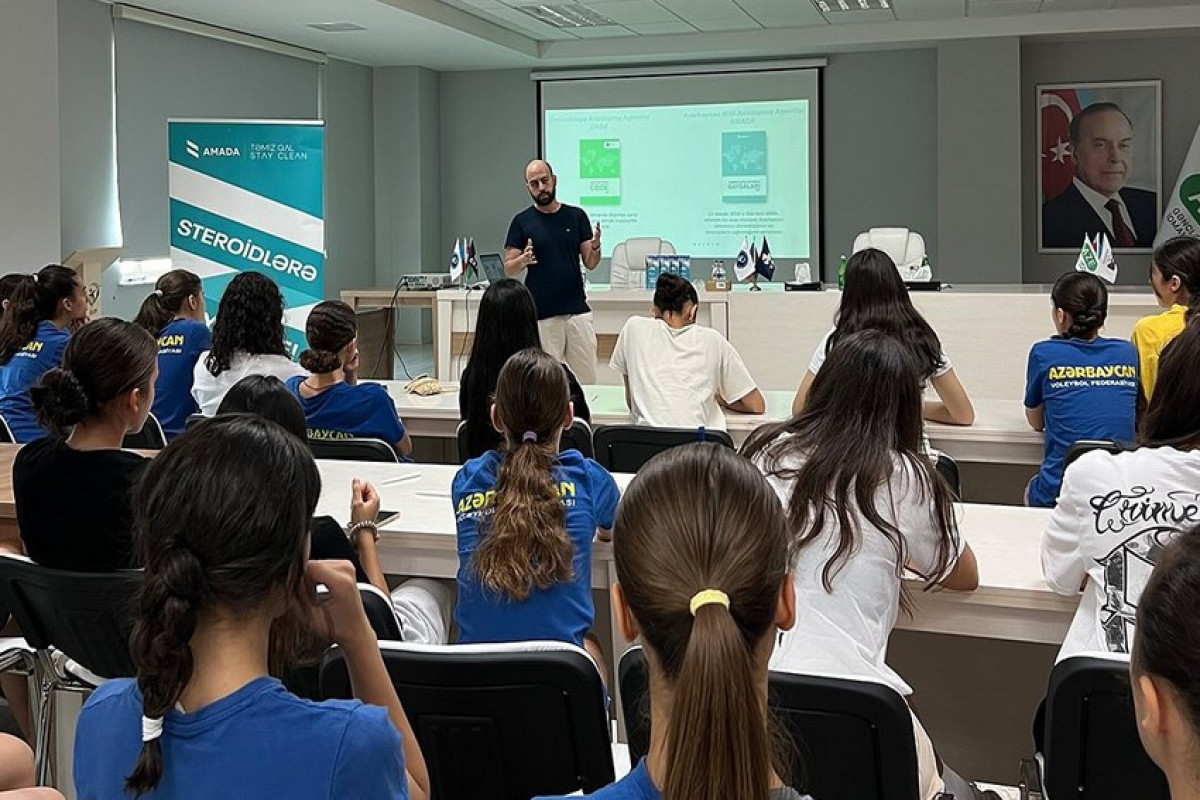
[522,430,538,443]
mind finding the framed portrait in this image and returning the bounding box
[1038,80,1162,253]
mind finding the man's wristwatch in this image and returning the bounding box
[346,519,379,543]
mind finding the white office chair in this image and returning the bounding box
[852,228,927,277]
[610,237,676,289]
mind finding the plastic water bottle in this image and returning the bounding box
[646,255,661,289]
[838,254,847,290]
[712,260,727,282]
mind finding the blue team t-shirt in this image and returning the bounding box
[74,676,408,800]
[152,318,212,438]
[453,448,619,646]
[505,204,592,320]
[0,321,71,443]
[286,377,406,446]
[535,759,810,800]
[1024,336,1139,508]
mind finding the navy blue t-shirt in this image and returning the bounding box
[75,676,408,800]
[0,320,71,443]
[286,377,406,446]
[505,204,592,320]
[1024,336,1139,507]
[152,318,211,438]
[453,448,619,646]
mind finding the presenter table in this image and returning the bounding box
[340,288,441,380]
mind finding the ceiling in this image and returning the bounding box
[110,0,1200,69]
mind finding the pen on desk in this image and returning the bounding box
[415,490,451,499]
[380,473,421,486]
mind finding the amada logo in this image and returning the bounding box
[185,140,241,159]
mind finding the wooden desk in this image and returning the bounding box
[377,381,1045,466]
[341,289,441,379]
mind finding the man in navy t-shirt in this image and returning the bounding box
[504,159,603,383]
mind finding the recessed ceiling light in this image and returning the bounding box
[515,3,618,28]
[813,0,890,11]
[305,22,366,32]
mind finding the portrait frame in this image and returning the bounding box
[1037,80,1162,254]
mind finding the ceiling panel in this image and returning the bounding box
[967,0,1042,16]
[624,19,699,33]
[1113,0,1198,6]
[734,0,829,26]
[690,15,765,31]
[583,0,682,25]
[823,8,899,24]
[1039,0,1115,10]
[653,0,753,19]
[466,3,585,38]
[568,23,639,36]
[893,0,968,21]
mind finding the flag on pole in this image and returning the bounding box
[1155,120,1200,247]
[466,238,479,279]
[1075,233,1118,284]
[756,236,775,281]
[449,238,465,281]
[734,236,755,281]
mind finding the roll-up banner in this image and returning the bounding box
[168,119,324,357]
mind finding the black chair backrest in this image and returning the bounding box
[456,419,594,464]
[592,424,735,473]
[308,437,398,463]
[0,414,13,444]
[1063,439,1130,473]
[934,453,961,499]
[0,556,141,679]
[321,641,614,800]
[619,646,920,800]
[359,585,403,640]
[1044,656,1169,800]
[121,412,166,450]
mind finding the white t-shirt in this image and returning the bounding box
[191,351,306,417]
[609,316,758,431]
[756,442,965,696]
[807,327,953,378]
[1042,446,1200,662]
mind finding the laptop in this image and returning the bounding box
[477,253,507,285]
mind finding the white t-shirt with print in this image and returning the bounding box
[807,327,953,378]
[609,316,758,432]
[191,351,306,417]
[757,442,965,696]
[1043,447,1200,662]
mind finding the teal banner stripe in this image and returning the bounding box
[170,198,323,298]
[168,122,323,218]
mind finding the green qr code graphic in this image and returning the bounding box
[580,139,621,206]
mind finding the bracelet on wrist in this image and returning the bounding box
[346,519,379,543]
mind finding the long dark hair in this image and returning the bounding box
[829,249,944,380]
[460,279,542,457]
[742,330,959,606]
[472,348,572,601]
[1133,523,1200,738]
[31,318,157,437]
[0,274,26,317]
[204,272,287,376]
[616,444,791,800]
[217,375,307,440]
[0,265,80,364]
[299,300,355,375]
[1140,317,1200,448]
[1151,236,1200,319]
[134,270,202,335]
[124,415,320,795]
[1051,272,1108,340]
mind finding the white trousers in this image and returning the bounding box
[390,578,453,644]
[539,313,598,384]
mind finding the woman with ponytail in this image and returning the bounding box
[0,265,88,442]
[73,416,429,800]
[14,318,156,571]
[287,300,412,458]
[1132,235,1200,404]
[453,348,618,662]
[1023,272,1139,507]
[135,270,210,439]
[537,444,809,800]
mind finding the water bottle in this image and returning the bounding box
[838,254,847,290]
[712,260,727,282]
[646,255,661,289]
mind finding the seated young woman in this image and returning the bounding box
[1024,272,1139,508]
[536,444,811,800]
[191,272,303,416]
[72,415,429,800]
[0,265,89,442]
[1043,314,1200,663]
[458,279,590,461]
[14,318,157,571]
[217,375,449,645]
[791,248,973,427]
[1131,523,1200,800]
[1132,235,1200,405]
[610,273,764,430]
[453,348,617,672]
[287,300,412,458]
[134,269,210,439]
[743,329,979,800]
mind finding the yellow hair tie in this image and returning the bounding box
[689,589,730,616]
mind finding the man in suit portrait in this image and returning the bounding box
[1042,102,1158,249]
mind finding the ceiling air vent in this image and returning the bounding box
[305,22,367,32]
[812,0,890,12]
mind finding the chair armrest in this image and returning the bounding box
[1018,757,1044,800]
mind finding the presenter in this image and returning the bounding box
[504,159,601,384]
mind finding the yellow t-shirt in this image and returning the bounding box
[1131,304,1188,402]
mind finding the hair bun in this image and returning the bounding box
[299,348,341,374]
[31,368,91,433]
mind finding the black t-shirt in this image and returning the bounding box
[505,204,592,320]
[13,438,148,572]
[309,515,369,584]
[458,362,591,461]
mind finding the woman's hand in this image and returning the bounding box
[304,559,374,647]
[350,478,381,526]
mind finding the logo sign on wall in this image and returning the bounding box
[168,119,324,358]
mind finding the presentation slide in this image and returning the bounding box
[544,99,810,258]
